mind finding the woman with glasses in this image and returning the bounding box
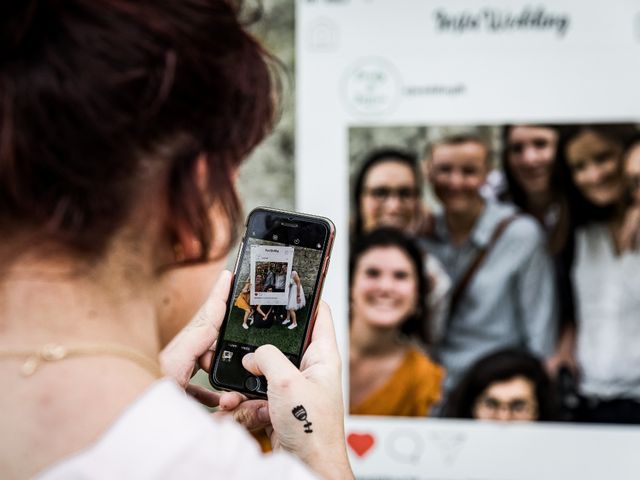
[352,148,451,342]
[445,349,556,422]
[353,148,425,236]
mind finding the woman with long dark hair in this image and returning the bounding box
[501,125,561,227]
[500,124,582,377]
[551,124,640,424]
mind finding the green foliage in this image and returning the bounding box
[224,303,310,355]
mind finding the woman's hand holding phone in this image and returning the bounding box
[210,208,334,398]
[159,270,233,405]
[216,303,352,479]
[243,303,352,479]
[160,270,353,479]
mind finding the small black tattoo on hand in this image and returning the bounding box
[292,405,313,433]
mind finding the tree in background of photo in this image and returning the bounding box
[237,0,295,214]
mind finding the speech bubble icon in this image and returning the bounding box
[386,429,424,464]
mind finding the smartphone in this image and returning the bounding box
[209,207,335,398]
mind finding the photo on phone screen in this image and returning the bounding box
[210,209,333,397]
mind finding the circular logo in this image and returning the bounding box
[343,58,402,116]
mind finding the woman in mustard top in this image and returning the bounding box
[235,280,254,329]
[349,228,444,416]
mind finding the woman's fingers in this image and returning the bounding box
[242,344,299,380]
[160,270,232,387]
[198,349,215,372]
[310,301,337,348]
[218,390,249,410]
[186,383,222,408]
[214,398,271,431]
[188,382,272,432]
[299,301,341,379]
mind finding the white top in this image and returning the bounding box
[573,223,640,400]
[38,379,317,479]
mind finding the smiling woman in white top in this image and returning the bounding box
[552,124,640,424]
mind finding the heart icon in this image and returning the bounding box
[347,432,375,458]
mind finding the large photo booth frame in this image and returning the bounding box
[296,1,640,478]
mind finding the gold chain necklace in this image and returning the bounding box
[0,343,162,378]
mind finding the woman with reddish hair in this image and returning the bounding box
[0,1,351,478]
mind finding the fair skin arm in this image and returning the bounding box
[621,145,640,251]
[295,275,302,302]
[617,205,640,252]
[160,271,353,480]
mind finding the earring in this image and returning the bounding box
[173,243,185,262]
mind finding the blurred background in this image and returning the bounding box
[238,0,295,214]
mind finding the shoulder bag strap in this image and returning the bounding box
[447,214,519,322]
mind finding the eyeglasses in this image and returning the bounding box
[476,395,537,417]
[363,186,419,202]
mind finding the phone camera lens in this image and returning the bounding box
[294,238,300,245]
[244,376,261,392]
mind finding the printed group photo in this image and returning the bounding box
[224,238,323,355]
[347,122,640,424]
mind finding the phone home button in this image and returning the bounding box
[244,376,261,392]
